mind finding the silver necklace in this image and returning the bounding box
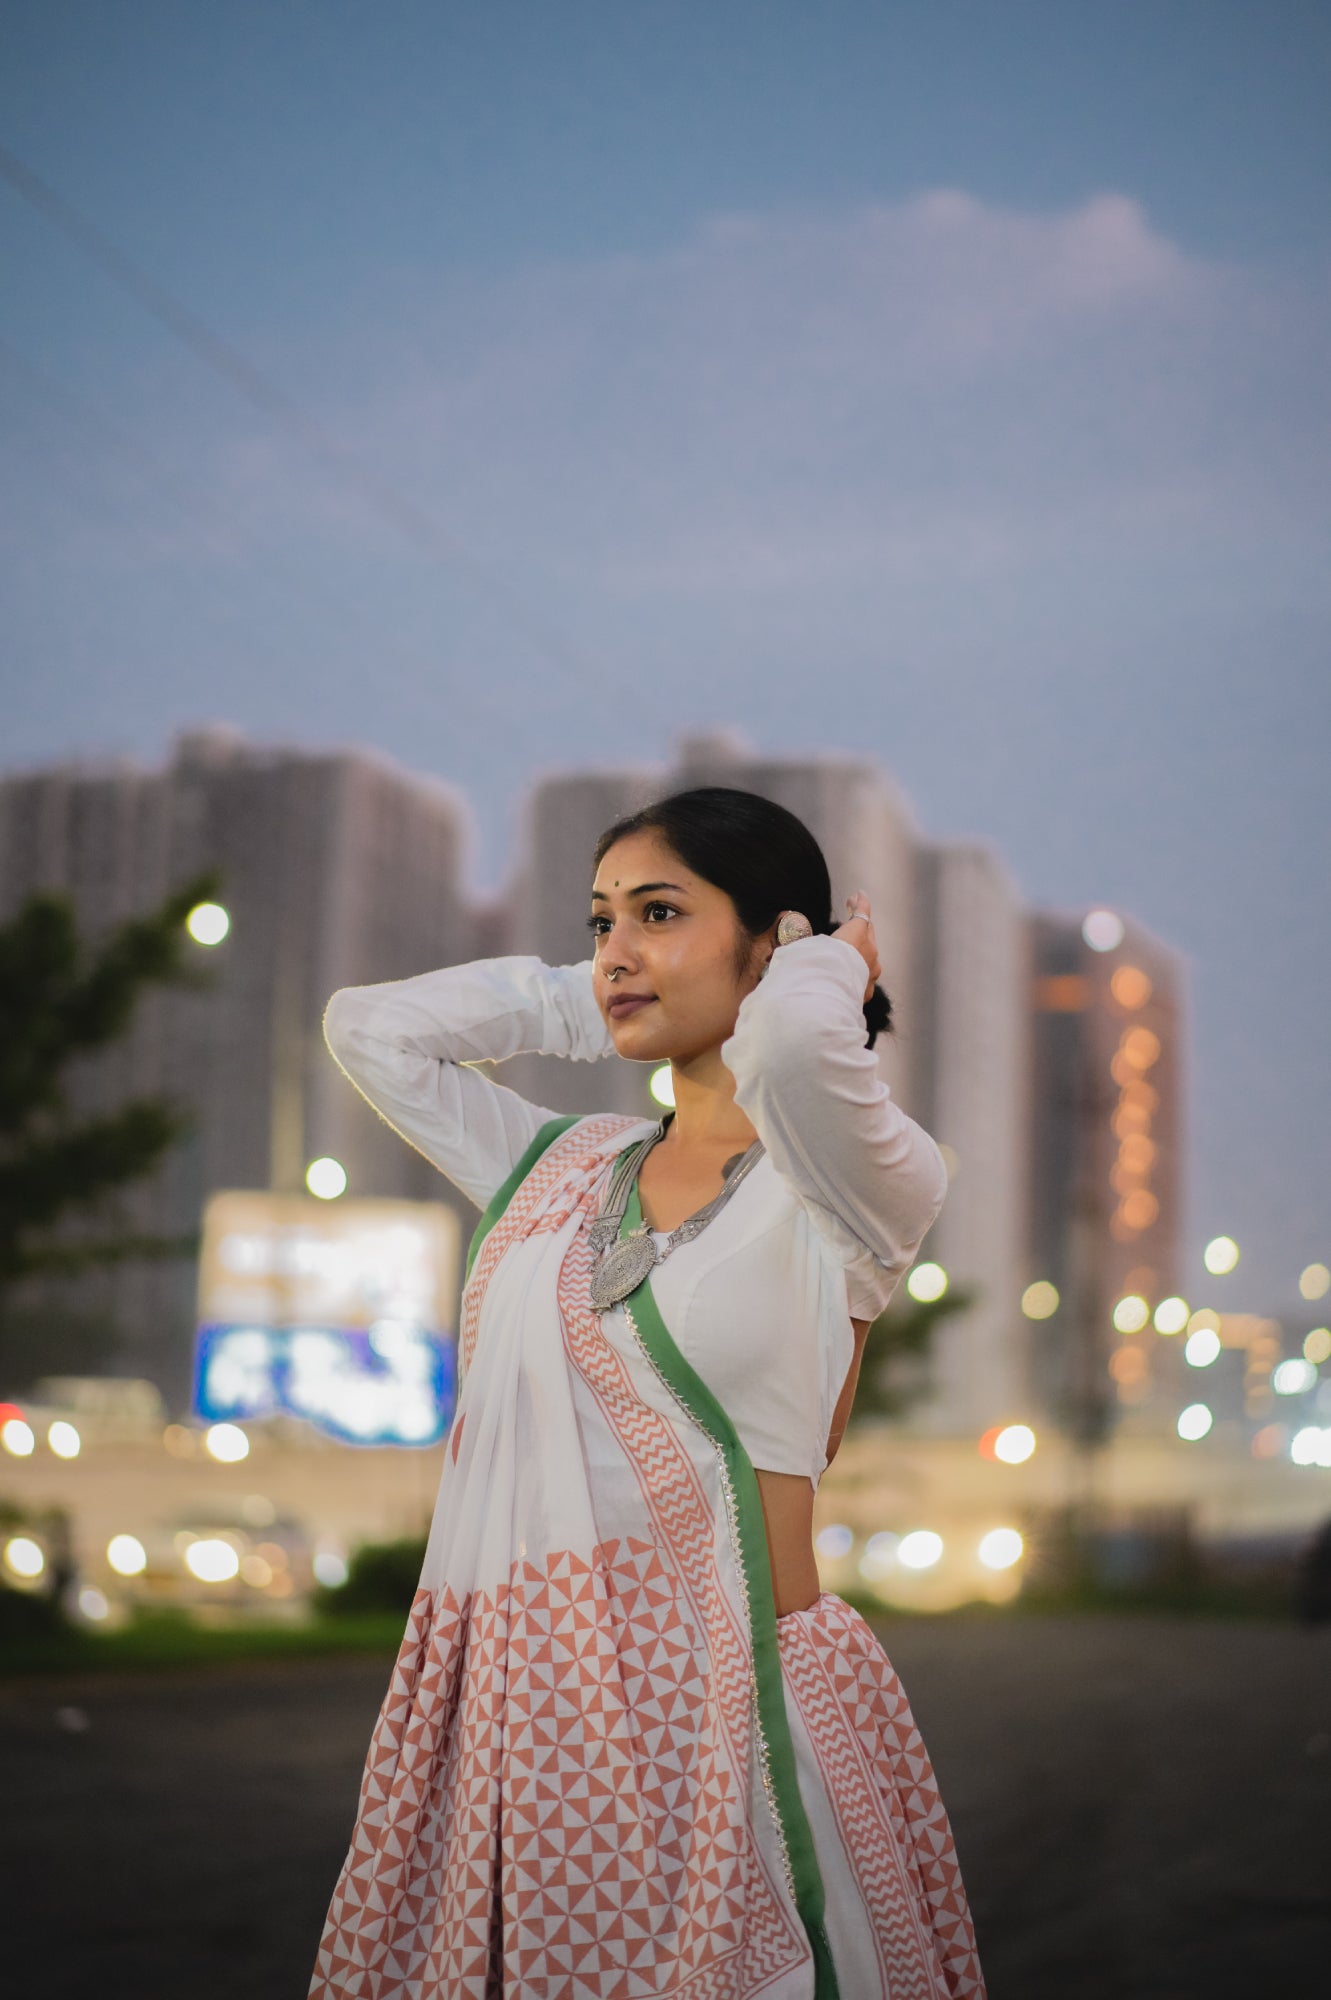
[588,1117,765,1311]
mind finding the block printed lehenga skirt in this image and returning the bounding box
[309,1114,986,1999]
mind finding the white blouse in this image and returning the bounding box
[322,934,949,1489]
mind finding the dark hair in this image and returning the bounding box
[593,784,893,1048]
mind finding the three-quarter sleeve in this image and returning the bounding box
[322,955,616,1211]
[720,933,949,1318]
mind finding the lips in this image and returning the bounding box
[608,995,656,1018]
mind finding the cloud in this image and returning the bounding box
[7,187,1327,627]
[254,187,1322,603]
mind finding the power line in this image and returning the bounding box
[0,140,670,729]
[0,333,520,737]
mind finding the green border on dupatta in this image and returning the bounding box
[464,1113,582,1281]
[618,1180,841,1999]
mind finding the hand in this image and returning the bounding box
[831,891,880,1003]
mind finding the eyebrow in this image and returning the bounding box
[589,881,688,903]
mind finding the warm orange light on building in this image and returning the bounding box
[1116,1189,1160,1233]
[1110,965,1153,1010]
[1121,1027,1161,1070]
[1035,974,1089,1012]
[1108,1016,1167,1242]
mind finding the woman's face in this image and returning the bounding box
[589,830,767,1065]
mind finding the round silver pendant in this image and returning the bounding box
[590,1229,658,1311]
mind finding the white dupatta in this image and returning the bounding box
[309,1110,841,2000]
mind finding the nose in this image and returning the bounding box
[596,910,644,982]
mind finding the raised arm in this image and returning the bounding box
[323,955,616,1210]
[719,933,948,1318]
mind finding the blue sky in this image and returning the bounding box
[1,0,1328,1320]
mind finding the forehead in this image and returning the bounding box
[591,828,701,895]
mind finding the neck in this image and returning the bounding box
[661,1048,759,1150]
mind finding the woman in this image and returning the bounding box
[309,786,986,1999]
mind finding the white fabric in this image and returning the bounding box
[323,934,948,1487]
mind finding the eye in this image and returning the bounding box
[584,902,679,936]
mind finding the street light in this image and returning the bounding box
[186,902,230,946]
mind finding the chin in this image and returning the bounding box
[608,1021,667,1060]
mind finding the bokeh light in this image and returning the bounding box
[1153,1297,1189,1335]
[1299,1262,1330,1302]
[1112,1295,1150,1334]
[305,1156,348,1200]
[648,1064,675,1108]
[977,1528,1023,1571]
[1203,1236,1240,1275]
[1177,1403,1214,1442]
[78,1587,110,1621]
[204,1422,250,1463]
[1021,1281,1059,1320]
[47,1420,81,1459]
[994,1424,1036,1464]
[1304,1328,1331,1366]
[906,1261,948,1303]
[897,1530,944,1570]
[1082,909,1124,952]
[1273,1358,1317,1396]
[1110,965,1153,1009]
[183,1538,241,1583]
[313,1550,350,1588]
[1120,1027,1161,1071]
[107,1534,147,1576]
[1185,1328,1222,1368]
[1,1417,35,1456]
[3,1535,45,1579]
[1291,1427,1331,1468]
[186,901,230,945]
[814,1524,853,1560]
[858,1531,900,1582]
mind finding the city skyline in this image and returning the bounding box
[7,719,1314,1357]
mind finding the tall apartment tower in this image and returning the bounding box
[1028,911,1187,1441]
[0,727,476,1407]
[911,842,1032,1437]
[500,731,924,1123]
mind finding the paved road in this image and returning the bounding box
[4,1612,1329,1998]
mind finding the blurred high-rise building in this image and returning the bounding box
[1027,910,1187,1442]
[911,842,1032,1436]
[0,726,475,1406]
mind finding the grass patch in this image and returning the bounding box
[0,1605,408,1678]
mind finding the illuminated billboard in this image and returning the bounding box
[193,1192,459,1446]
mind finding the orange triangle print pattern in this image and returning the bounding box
[310,1540,801,1995]
[778,1595,986,1999]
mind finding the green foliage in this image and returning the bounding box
[313,1535,429,1618]
[0,871,221,1290]
[0,1582,68,1642]
[846,1283,978,1427]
